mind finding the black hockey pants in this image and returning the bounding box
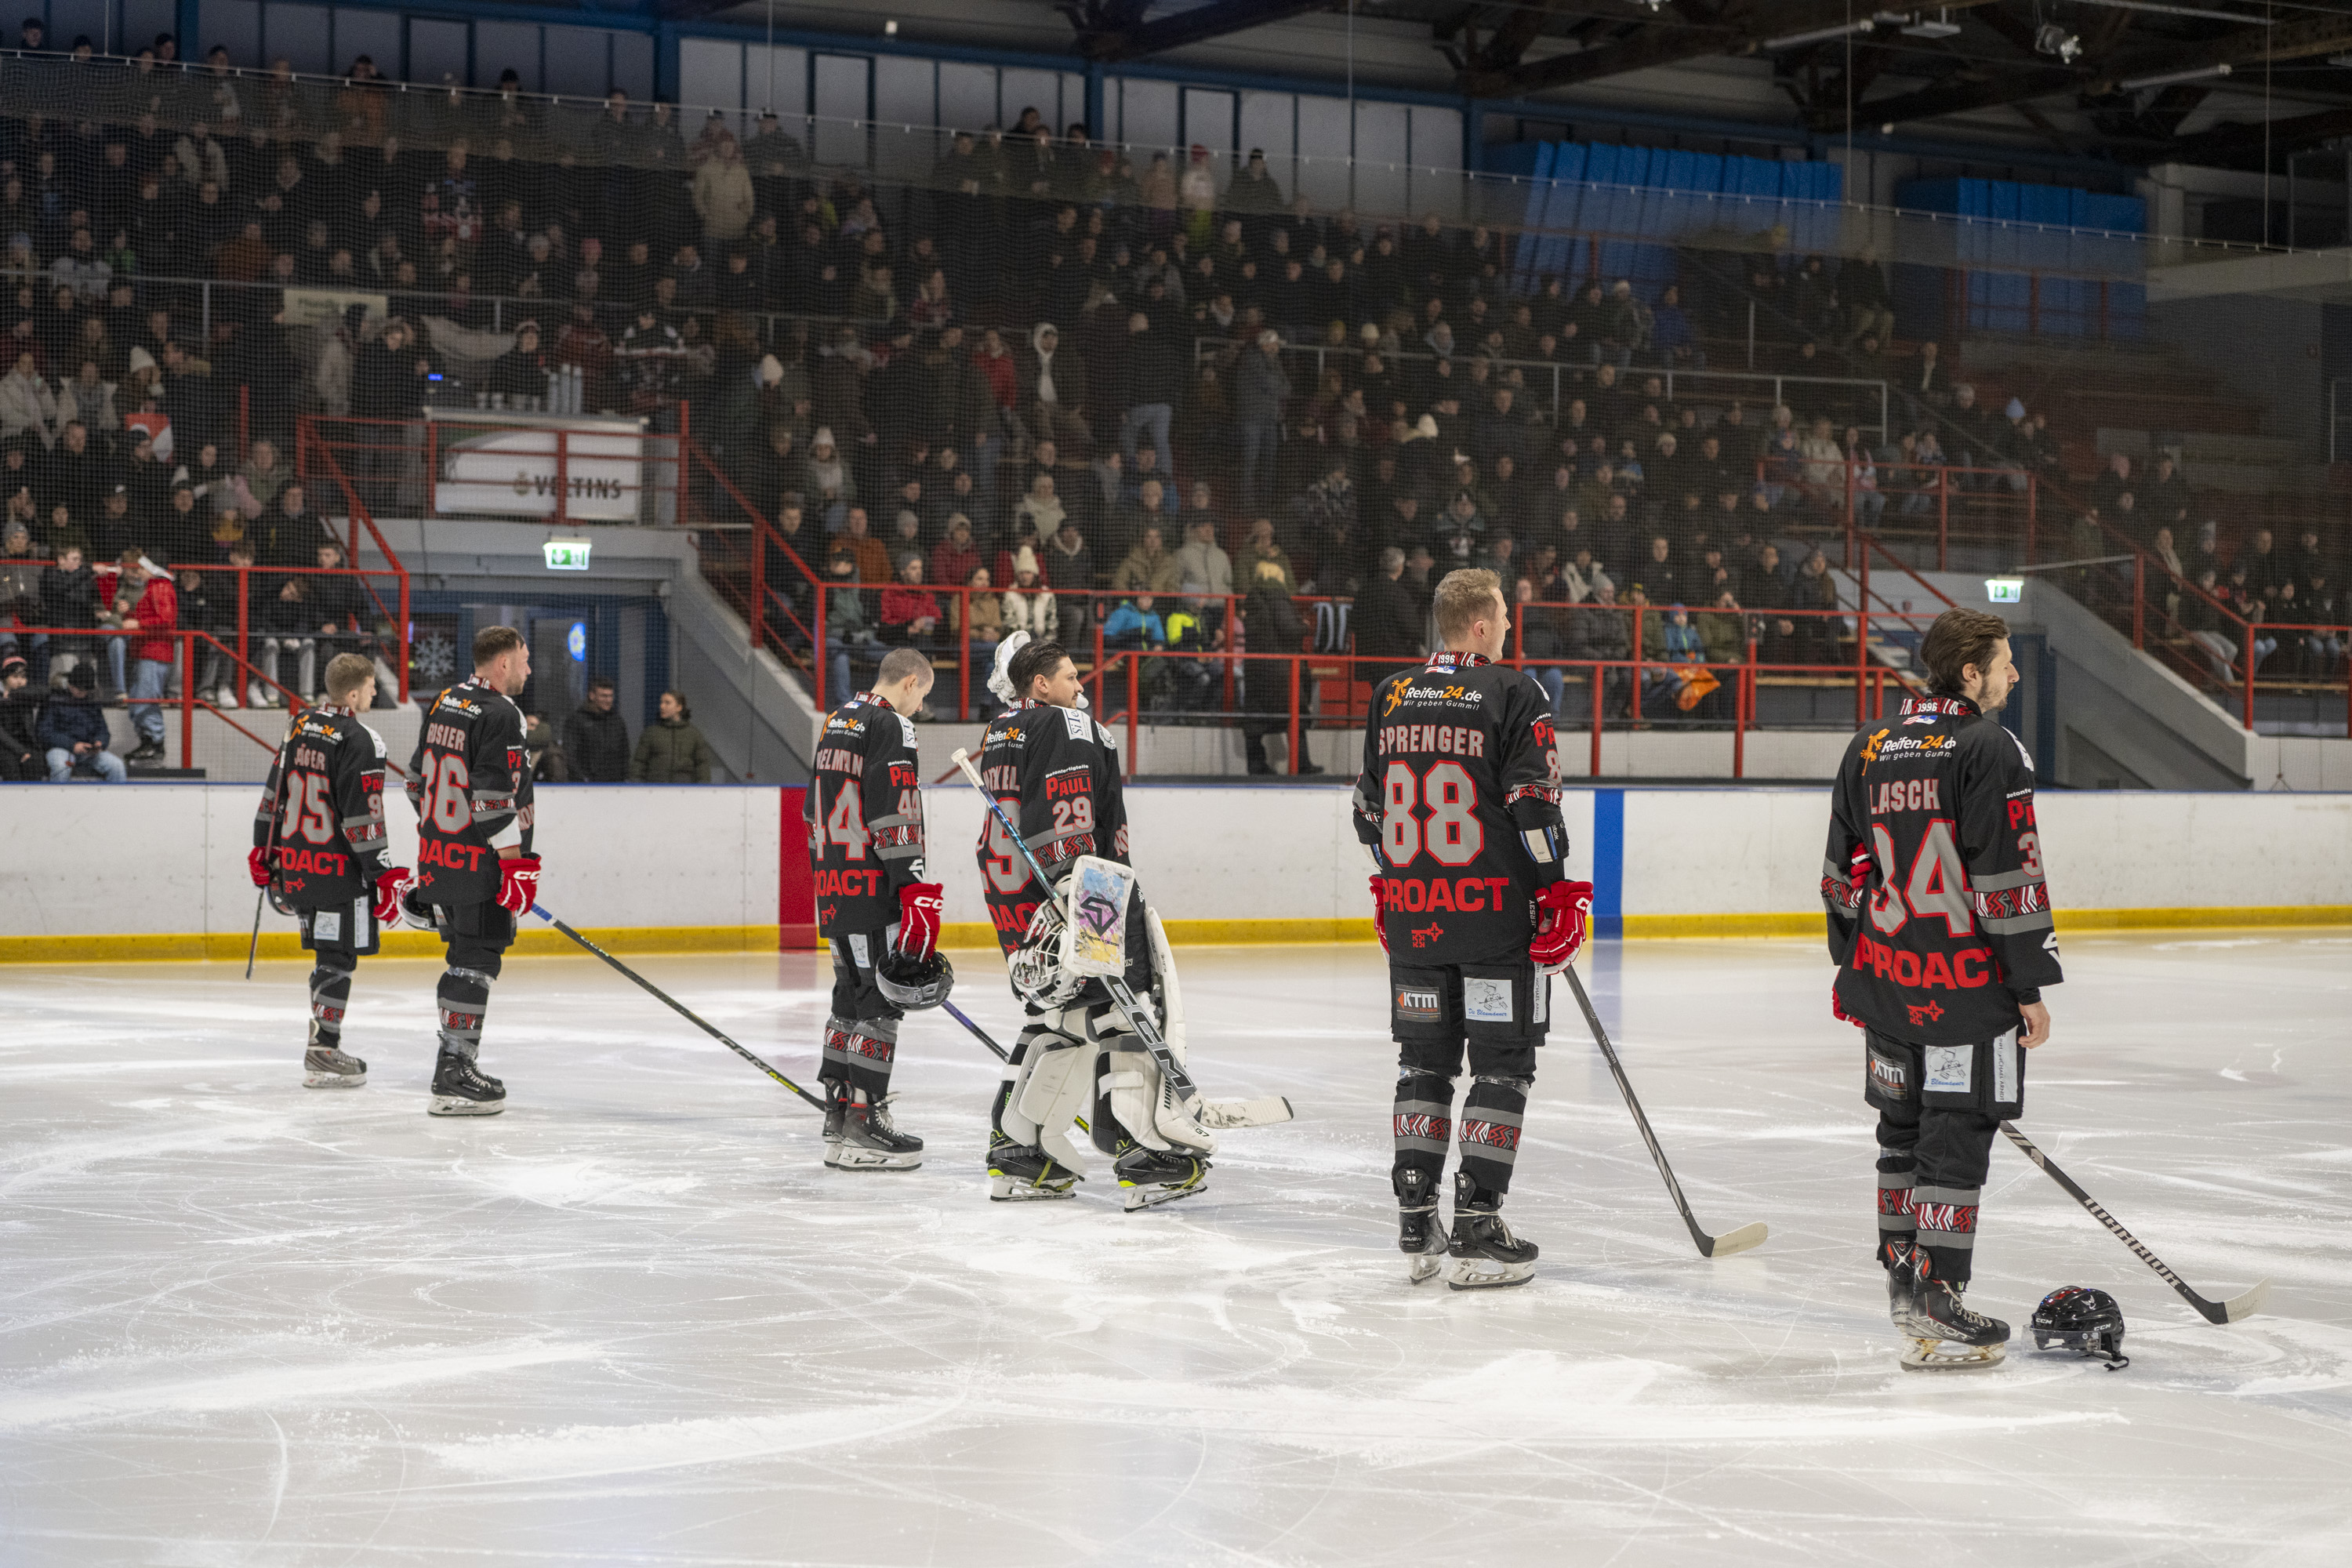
[1865,1026,2026,1287]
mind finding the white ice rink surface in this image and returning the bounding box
[3,934,2349,1567]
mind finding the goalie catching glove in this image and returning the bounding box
[1529,879,1593,974]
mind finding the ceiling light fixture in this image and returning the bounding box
[2116,60,2234,90]
[2034,23,2082,64]
[1762,18,1876,50]
[1900,9,1963,38]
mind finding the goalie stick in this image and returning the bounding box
[2000,1121,2270,1325]
[530,903,827,1112]
[949,746,1203,1107]
[1561,967,1768,1259]
[940,998,1294,1131]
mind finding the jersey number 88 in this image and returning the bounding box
[1382,760,1483,867]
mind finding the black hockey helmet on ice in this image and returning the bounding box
[2031,1286,2129,1369]
[877,948,953,1011]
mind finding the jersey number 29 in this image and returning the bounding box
[1381,760,1483,868]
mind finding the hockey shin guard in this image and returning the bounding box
[1392,1070,1456,1189]
[1456,1075,1530,1198]
[435,966,495,1061]
[307,956,355,1049]
[820,1014,855,1100]
[837,1017,898,1101]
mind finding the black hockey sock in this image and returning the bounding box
[307,960,354,1049]
[1877,1154,1918,1268]
[1912,1185,1983,1286]
[435,965,493,1061]
[1456,1074,1530,1196]
[838,1018,898,1101]
[1392,1070,1455,1190]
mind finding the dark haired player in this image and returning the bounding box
[1353,568,1589,1289]
[806,645,949,1170]
[1824,605,2062,1369]
[406,625,540,1116]
[247,652,409,1087]
[972,633,1211,1209]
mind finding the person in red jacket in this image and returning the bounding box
[105,550,176,763]
[879,554,944,661]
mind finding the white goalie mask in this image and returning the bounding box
[1008,898,1079,1007]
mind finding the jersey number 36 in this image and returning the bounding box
[1381,760,1483,867]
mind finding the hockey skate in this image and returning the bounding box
[1396,1168,1449,1283]
[303,1045,368,1088]
[1114,1144,1207,1211]
[986,1134,1082,1201]
[428,1050,505,1116]
[822,1083,849,1167]
[1883,1238,1916,1326]
[828,1093,923,1171]
[1897,1250,2009,1370]
[1446,1172,1537,1290]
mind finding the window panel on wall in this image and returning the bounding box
[1060,73,1085,132]
[1116,78,1178,159]
[208,0,262,70]
[1238,90,1292,171]
[474,20,538,92]
[746,45,806,119]
[938,61,996,136]
[1408,105,1465,225]
[263,4,332,77]
[49,0,103,51]
[406,18,467,90]
[1352,101,1409,222]
[611,31,652,103]
[811,53,869,167]
[873,55,935,180]
[998,67,1059,136]
[678,37,742,121]
[543,25,611,100]
[1295,94,1351,212]
[123,0,176,53]
[331,6,401,77]
[1182,87,1234,158]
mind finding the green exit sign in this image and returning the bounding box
[543,539,592,571]
[1984,577,2024,604]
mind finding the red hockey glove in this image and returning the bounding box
[373,866,411,928]
[495,854,541,916]
[1832,985,1864,1029]
[895,881,945,961]
[1530,879,1594,973]
[246,845,274,887]
[1824,843,1873,914]
[1370,873,1389,956]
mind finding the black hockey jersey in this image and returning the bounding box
[1352,652,1567,965]
[971,698,1136,958]
[806,689,929,936]
[1824,693,2063,1045]
[253,706,391,907]
[405,675,535,907]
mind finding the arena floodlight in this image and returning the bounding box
[2117,62,2233,91]
[1900,9,1963,38]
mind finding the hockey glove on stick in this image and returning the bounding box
[247,845,274,887]
[1369,873,1389,956]
[495,853,542,916]
[1529,879,1594,974]
[895,881,945,962]
[1822,843,1872,914]
[373,866,412,929]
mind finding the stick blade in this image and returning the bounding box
[2211,1278,2272,1324]
[1199,1095,1294,1131]
[1700,1221,1769,1258]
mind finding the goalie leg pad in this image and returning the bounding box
[1100,1046,1215,1157]
[1004,1013,1094,1167]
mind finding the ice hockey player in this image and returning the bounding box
[1823,605,2063,1370]
[247,652,410,1088]
[1352,568,1590,1288]
[973,631,1211,1208]
[405,626,542,1116]
[806,645,950,1171]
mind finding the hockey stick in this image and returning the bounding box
[244,890,264,978]
[2000,1122,2270,1325]
[940,997,1294,1131]
[1561,967,1768,1259]
[529,903,827,1112]
[948,746,1200,1102]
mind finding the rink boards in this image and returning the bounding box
[3,782,2348,960]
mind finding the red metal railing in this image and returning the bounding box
[292,418,416,704]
